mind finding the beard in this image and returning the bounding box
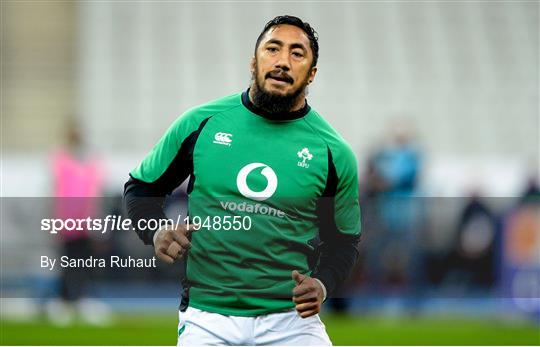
[250,62,310,116]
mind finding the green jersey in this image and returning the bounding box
[129,91,361,316]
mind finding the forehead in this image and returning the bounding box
[259,24,311,48]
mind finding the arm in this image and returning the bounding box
[123,113,210,246]
[312,145,361,296]
[312,234,360,296]
[123,176,171,245]
[292,145,361,317]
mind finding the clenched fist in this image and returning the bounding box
[292,270,325,318]
[153,224,198,263]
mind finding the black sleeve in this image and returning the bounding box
[311,233,361,296]
[123,176,172,245]
[123,117,211,245]
[311,148,361,296]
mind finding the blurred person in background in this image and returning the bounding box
[48,120,111,325]
[519,174,539,204]
[450,192,497,290]
[364,121,423,296]
[370,121,421,196]
[124,15,361,345]
[500,173,540,321]
[326,122,423,315]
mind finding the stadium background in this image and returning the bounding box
[1,1,539,345]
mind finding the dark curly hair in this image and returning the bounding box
[254,15,319,68]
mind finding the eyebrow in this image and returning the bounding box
[265,39,307,52]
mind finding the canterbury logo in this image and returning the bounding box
[236,163,278,201]
[213,132,232,146]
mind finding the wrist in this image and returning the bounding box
[313,278,327,302]
[152,226,168,245]
[152,229,161,246]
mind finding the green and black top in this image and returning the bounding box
[124,90,361,316]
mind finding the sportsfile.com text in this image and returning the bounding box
[40,215,253,234]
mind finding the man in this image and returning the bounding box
[124,15,361,345]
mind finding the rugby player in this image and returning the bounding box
[124,15,361,345]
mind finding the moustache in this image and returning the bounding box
[265,71,294,84]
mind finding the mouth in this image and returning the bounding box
[266,72,293,85]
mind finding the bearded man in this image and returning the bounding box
[124,15,361,346]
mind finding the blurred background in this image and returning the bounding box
[1,1,539,345]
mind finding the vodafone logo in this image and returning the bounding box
[236,163,278,201]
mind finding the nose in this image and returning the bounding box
[274,50,291,71]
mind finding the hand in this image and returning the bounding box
[292,270,324,318]
[153,224,198,264]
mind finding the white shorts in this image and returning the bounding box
[177,306,332,346]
